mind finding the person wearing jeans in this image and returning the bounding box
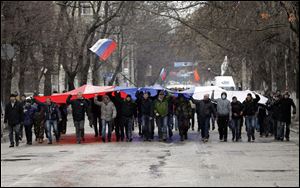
[43,98,61,144]
[154,91,172,142]
[245,116,256,141]
[124,117,134,141]
[156,116,168,141]
[242,93,260,142]
[101,119,113,142]
[45,119,59,144]
[94,94,117,143]
[231,96,243,142]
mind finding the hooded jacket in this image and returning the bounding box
[211,91,231,117]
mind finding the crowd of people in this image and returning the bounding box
[3,89,297,147]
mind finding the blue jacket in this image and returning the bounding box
[24,105,37,126]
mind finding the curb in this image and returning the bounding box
[290,127,299,134]
[1,133,9,143]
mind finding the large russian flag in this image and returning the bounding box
[89,39,117,61]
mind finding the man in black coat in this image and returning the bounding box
[270,94,283,140]
[231,96,243,141]
[140,92,154,141]
[115,94,137,142]
[192,94,216,142]
[242,93,260,142]
[66,92,92,144]
[278,91,296,141]
[58,90,68,136]
[4,94,24,147]
[90,96,102,138]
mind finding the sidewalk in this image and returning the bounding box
[291,119,299,134]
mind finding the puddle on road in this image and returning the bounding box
[249,169,295,172]
[2,159,31,162]
[14,155,38,158]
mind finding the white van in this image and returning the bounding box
[213,76,236,91]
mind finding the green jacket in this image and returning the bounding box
[154,95,171,117]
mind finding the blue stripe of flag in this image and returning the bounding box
[95,40,113,57]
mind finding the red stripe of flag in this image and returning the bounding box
[100,41,117,61]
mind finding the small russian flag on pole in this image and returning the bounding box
[160,68,167,81]
[89,39,117,61]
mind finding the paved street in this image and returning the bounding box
[1,120,299,187]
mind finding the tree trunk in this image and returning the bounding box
[44,71,52,95]
[18,68,25,95]
[33,65,41,93]
[18,46,28,95]
[42,46,54,96]
[1,59,13,105]
[67,73,76,91]
[284,48,289,90]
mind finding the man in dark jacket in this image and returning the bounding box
[231,97,243,142]
[135,91,144,136]
[23,99,37,145]
[67,92,92,144]
[242,93,260,142]
[140,92,154,141]
[277,91,296,141]
[193,94,216,142]
[113,92,124,141]
[43,98,61,144]
[90,96,102,138]
[116,94,137,142]
[270,94,283,140]
[58,90,68,136]
[19,94,27,141]
[175,95,192,141]
[257,103,267,137]
[4,94,24,147]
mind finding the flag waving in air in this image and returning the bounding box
[89,39,117,61]
[160,68,167,81]
[194,69,200,81]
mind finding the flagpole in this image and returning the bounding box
[153,67,164,85]
[118,72,137,87]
